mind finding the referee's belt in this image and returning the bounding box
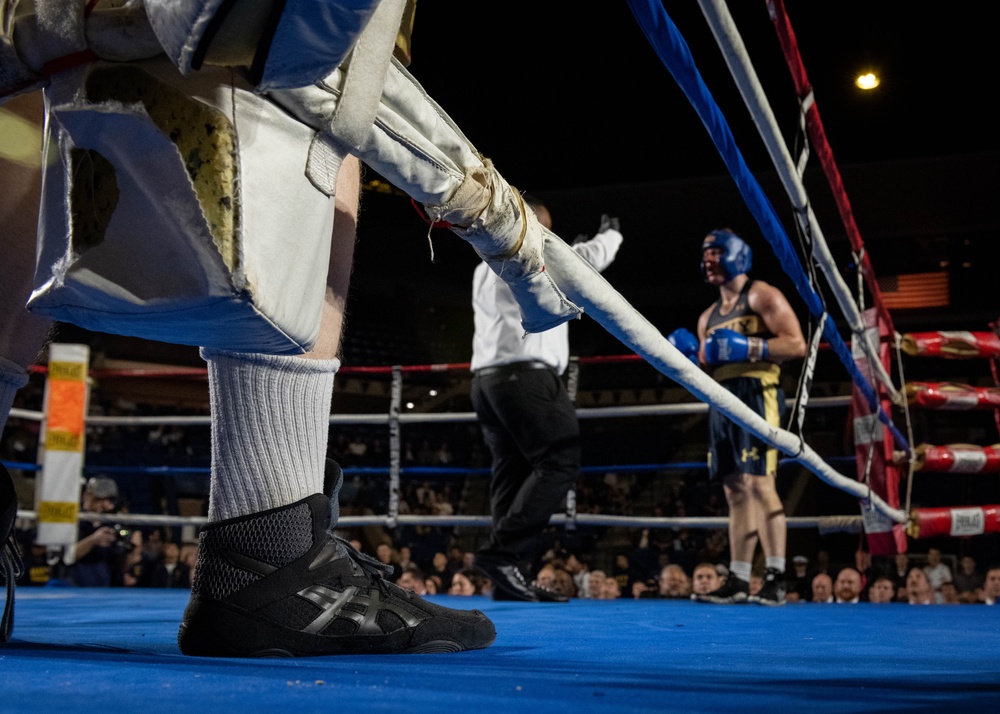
[473,360,554,377]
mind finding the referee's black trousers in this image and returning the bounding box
[470,361,580,564]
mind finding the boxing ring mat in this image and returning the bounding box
[3,589,997,712]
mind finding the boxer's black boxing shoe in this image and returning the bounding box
[1,463,24,642]
[748,568,786,606]
[178,493,495,657]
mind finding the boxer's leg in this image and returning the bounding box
[200,151,360,522]
[181,152,496,657]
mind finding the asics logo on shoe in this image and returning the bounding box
[298,584,425,635]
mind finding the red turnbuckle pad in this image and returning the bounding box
[900,331,1000,359]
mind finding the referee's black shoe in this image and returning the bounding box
[475,553,569,603]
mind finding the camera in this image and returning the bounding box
[113,524,135,552]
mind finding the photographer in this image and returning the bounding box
[71,476,127,587]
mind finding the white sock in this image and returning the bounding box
[729,561,753,582]
[201,348,338,522]
[765,556,786,574]
[0,357,30,435]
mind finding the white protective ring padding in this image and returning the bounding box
[541,233,908,525]
[27,58,337,355]
[455,185,583,334]
[300,0,405,196]
[269,58,583,333]
[269,58,479,206]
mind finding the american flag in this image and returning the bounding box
[876,272,949,310]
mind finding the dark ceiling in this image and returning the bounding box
[404,2,995,189]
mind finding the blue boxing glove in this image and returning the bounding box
[667,327,699,365]
[704,328,769,364]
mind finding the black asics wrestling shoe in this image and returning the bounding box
[177,493,496,657]
[693,575,749,604]
[748,568,786,606]
[1,463,24,642]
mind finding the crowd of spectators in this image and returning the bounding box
[349,534,1000,606]
[15,523,198,590]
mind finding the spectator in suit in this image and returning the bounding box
[691,562,722,597]
[891,552,910,602]
[833,567,863,603]
[586,570,608,600]
[905,568,934,605]
[599,576,623,600]
[811,573,834,603]
[786,555,812,603]
[953,556,984,604]
[867,576,897,603]
[637,564,691,599]
[938,581,961,604]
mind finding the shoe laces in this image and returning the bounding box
[330,534,397,597]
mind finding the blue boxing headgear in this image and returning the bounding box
[701,230,752,281]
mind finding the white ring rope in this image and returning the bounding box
[16,510,861,533]
[10,395,852,428]
[8,408,42,422]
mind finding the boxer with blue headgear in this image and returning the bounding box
[691,226,806,607]
[701,229,752,282]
